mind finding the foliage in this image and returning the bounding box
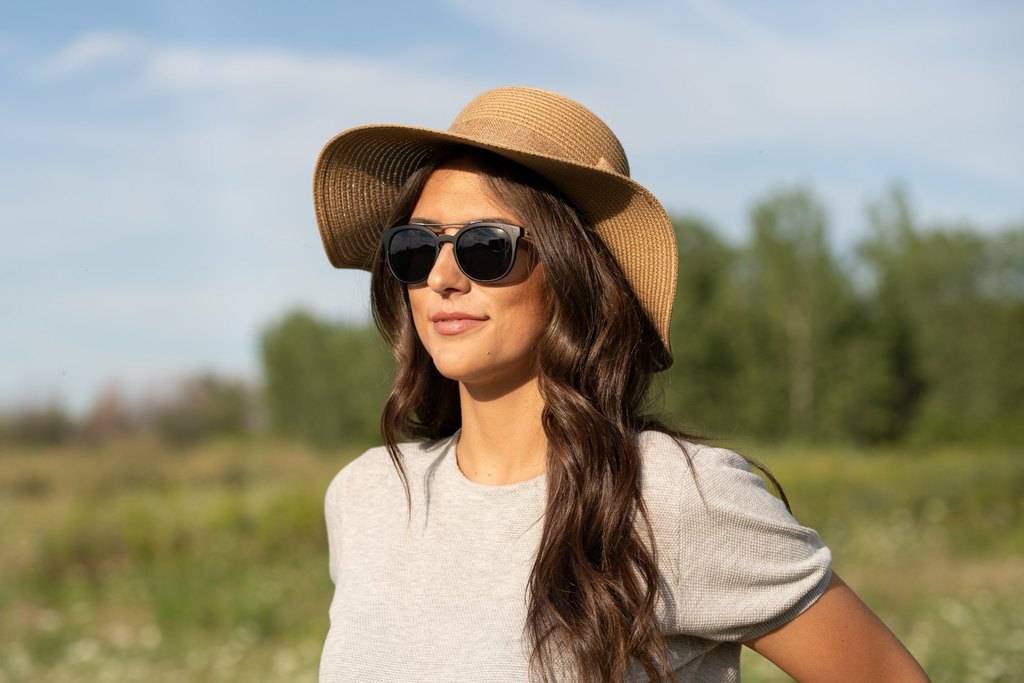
[0,436,1020,681]
[650,182,1022,447]
[4,181,1020,453]
[258,308,393,451]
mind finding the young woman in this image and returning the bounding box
[310,86,929,682]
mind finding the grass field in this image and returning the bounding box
[0,434,1020,682]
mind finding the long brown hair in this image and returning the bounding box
[369,144,792,682]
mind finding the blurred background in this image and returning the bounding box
[1,1,1021,681]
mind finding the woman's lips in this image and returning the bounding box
[433,318,487,335]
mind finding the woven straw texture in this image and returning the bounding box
[312,86,678,364]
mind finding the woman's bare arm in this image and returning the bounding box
[742,570,931,682]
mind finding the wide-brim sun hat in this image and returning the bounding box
[312,85,678,369]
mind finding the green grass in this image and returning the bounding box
[736,441,1024,682]
[0,435,1020,682]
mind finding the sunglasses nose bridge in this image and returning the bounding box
[435,233,458,261]
[428,233,465,282]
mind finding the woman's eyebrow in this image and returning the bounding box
[410,216,516,224]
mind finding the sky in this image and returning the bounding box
[2,1,1021,418]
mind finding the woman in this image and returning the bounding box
[311,87,929,682]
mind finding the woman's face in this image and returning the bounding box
[406,155,548,390]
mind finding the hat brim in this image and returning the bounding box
[312,122,678,367]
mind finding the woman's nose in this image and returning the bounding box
[427,238,469,292]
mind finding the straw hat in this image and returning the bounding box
[312,85,678,369]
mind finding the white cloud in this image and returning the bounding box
[5,32,489,415]
[6,17,1022,416]
[443,0,1023,191]
[35,31,148,80]
[34,30,477,108]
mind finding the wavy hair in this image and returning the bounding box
[368,144,792,682]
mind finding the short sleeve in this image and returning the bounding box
[324,468,347,586]
[671,445,833,643]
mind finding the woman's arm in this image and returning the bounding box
[742,570,931,682]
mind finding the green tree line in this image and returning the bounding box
[4,182,1019,452]
[259,182,1024,450]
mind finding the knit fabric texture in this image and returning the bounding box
[318,429,832,682]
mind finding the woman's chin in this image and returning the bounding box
[432,360,482,382]
[431,351,508,383]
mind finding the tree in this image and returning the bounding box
[657,214,744,438]
[0,397,75,448]
[732,186,860,442]
[136,371,256,447]
[79,381,137,444]
[858,183,1024,444]
[259,308,394,451]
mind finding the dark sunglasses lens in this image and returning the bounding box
[388,228,436,282]
[457,225,514,281]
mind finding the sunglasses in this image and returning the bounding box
[382,220,532,284]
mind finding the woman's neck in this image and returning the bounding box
[455,373,548,486]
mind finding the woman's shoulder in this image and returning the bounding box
[635,429,747,484]
[635,429,776,514]
[638,430,770,479]
[639,430,822,542]
[325,435,454,499]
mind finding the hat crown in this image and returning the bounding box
[446,86,631,177]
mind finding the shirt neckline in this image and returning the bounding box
[442,427,548,495]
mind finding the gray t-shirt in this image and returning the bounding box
[319,428,832,682]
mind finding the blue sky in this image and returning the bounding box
[2,1,1021,417]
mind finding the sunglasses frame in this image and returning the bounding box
[382,220,532,284]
